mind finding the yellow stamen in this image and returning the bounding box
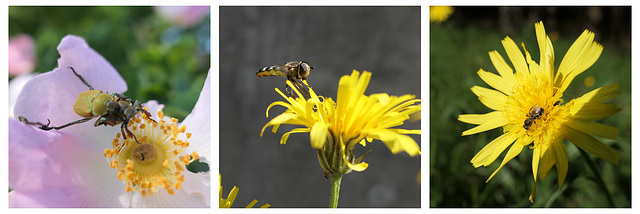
[105,110,196,197]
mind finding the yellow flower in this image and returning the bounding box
[458,21,622,202]
[219,174,270,208]
[430,6,454,23]
[261,70,421,176]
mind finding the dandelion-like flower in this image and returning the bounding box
[430,6,454,23]
[261,70,421,176]
[219,174,270,208]
[459,21,622,202]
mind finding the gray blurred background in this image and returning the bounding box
[219,6,421,207]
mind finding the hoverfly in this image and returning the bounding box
[18,67,156,143]
[523,105,544,131]
[256,61,313,98]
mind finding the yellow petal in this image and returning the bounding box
[538,143,555,181]
[260,113,299,136]
[566,127,622,165]
[529,180,537,203]
[227,186,239,207]
[531,146,541,202]
[354,70,372,95]
[309,122,329,149]
[573,84,621,104]
[535,21,555,80]
[458,111,503,125]
[246,200,258,208]
[551,139,568,189]
[470,86,507,111]
[502,36,529,76]
[486,139,525,182]
[265,101,291,118]
[570,102,620,120]
[470,133,517,167]
[556,29,603,93]
[280,128,310,145]
[566,118,619,141]
[477,69,512,95]
[390,129,421,135]
[346,159,369,172]
[521,42,541,76]
[367,128,420,156]
[488,50,517,84]
[461,115,507,136]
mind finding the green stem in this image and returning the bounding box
[329,174,342,208]
[578,148,615,207]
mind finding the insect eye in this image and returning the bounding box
[298,62,312,77]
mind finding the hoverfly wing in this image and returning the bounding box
[256,65,288,77]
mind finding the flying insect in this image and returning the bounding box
[19,67,156,143]
[257,61,313,98]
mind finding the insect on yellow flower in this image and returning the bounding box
[260,70,420,207]
[261,70,421,176]
[458,21,622,202]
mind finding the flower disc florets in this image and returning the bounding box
[104,110,198,197]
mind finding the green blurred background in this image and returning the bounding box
[9,6,210,121]
[430,6,631,207]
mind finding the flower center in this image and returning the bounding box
[104,110,199,197]
[503,72,568,144]
[133,143,156,164]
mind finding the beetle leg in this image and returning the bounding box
[113,93,133,103]
[132,100,157,124]
[18,116,53,130]
[119,123,127,139]
[121,122,140,144]
[141,109,157,124]
[68,67,94,90]
[44,117,94,130]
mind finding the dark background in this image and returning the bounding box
[430,6,630,207]
[219,6,421,207]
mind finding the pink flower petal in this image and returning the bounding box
[131,189,208,207]
[181,68,210,156]
[178,69,211,204]
[8,34,36,76]
[155,6,209,28]
[9,118,125,207]
[13,35,128,145]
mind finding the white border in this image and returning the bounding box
[1,1,637,213]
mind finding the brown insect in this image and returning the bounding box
[523,105,544,131]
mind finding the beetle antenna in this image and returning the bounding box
[68,67,95,90]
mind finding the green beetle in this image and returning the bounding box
[19,67,156,143]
